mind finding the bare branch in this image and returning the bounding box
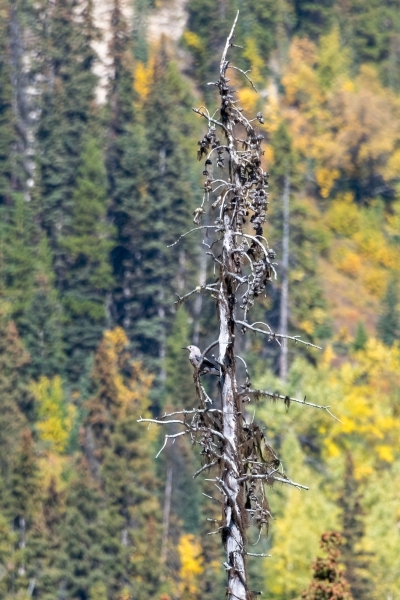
[235,320,322,350]
[155,431,188,458]
[227,65,258,91]
[175,283,218,308]
[192,107,229,133]
[193,460,218,479]
[273,476,309,491]
[246,389,342,422]
[220,10,240,74]
[168,225,219,248]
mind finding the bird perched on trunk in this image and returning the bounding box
[182,345,219,376]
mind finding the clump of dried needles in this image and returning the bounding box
[139,12,336,599]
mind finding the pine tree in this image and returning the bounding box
[127,45,197,371]
[300,531,353,600]
[338,454,374,598]
[83,328,162,597]
[56,458,119,599]
[294,0,335,40]
[353,321,368,351]
[377,278,400,347]
[35,0,98,295]
[0,0,38,327]
[60,136,115,381]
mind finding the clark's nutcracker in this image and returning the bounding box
[182,345,219,376]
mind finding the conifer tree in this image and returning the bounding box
[106,0,149,335]
[353,321,368,351]
[83,328,162,598]
[338,454,374,598]
[60,136,115,381]
[377,278,400,347]
[56,459,118,599]
[109,31,198,378]
[35,0,98,295]
[0,0,38,329]
[27,477,66,600]
[300,531,353,600]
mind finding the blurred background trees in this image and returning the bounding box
[0,0,399,597]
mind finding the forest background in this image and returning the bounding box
[1,0,400,598]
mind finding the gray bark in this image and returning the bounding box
[160,465,173,564]
[219,215,246,599]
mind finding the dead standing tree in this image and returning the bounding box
[138,13,336,599]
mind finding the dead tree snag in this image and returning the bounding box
[139,12,329,599]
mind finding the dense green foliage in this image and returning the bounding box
[0,0,399,598]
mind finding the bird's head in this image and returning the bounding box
[182,345,199,354]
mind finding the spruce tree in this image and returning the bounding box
[0,0,38,327]
[377,278,400,347]
[127,45,196,370]
[60,136,115,381]
[300,531,353,600]
[106,0,149,335]
[56,459,119,599]
[353,321,368,351]
[82,328,162,598]
[35,0,98,299]
[108,29,198,379]
[338,454,374,598]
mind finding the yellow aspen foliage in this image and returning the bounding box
[313,340,400,474]
[134,59,154,100]
[325,194,360,236]
[99,327,154,420]
[315,167,340,198]
[279,34,400,202]
[317,26,350,90]
[238,87,259,115]
[177,533,204,599]
[182,30,204,53]
[31,375,76,454]
[118,589,133,600]
[337,250,362,277]
[266,434,338,598]
[243,38,264,84]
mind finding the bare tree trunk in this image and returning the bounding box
[219,215,247,598]
[279,173,290,381]
[160,464,173,564]
[193,228,208,346]
[138,13,320,598]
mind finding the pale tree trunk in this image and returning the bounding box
[138,13,318,599]
[219,215,246,598]
[160,465,172,565]
[279,173,290,381]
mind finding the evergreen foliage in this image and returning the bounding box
[377,278,400,346]
[0,1,398,597]
[110,39,197,378]
[83,328,162,597]
[35,0,98,291]
[60,136,114,380]
[353,321,368,351]
[338,454,374,598]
